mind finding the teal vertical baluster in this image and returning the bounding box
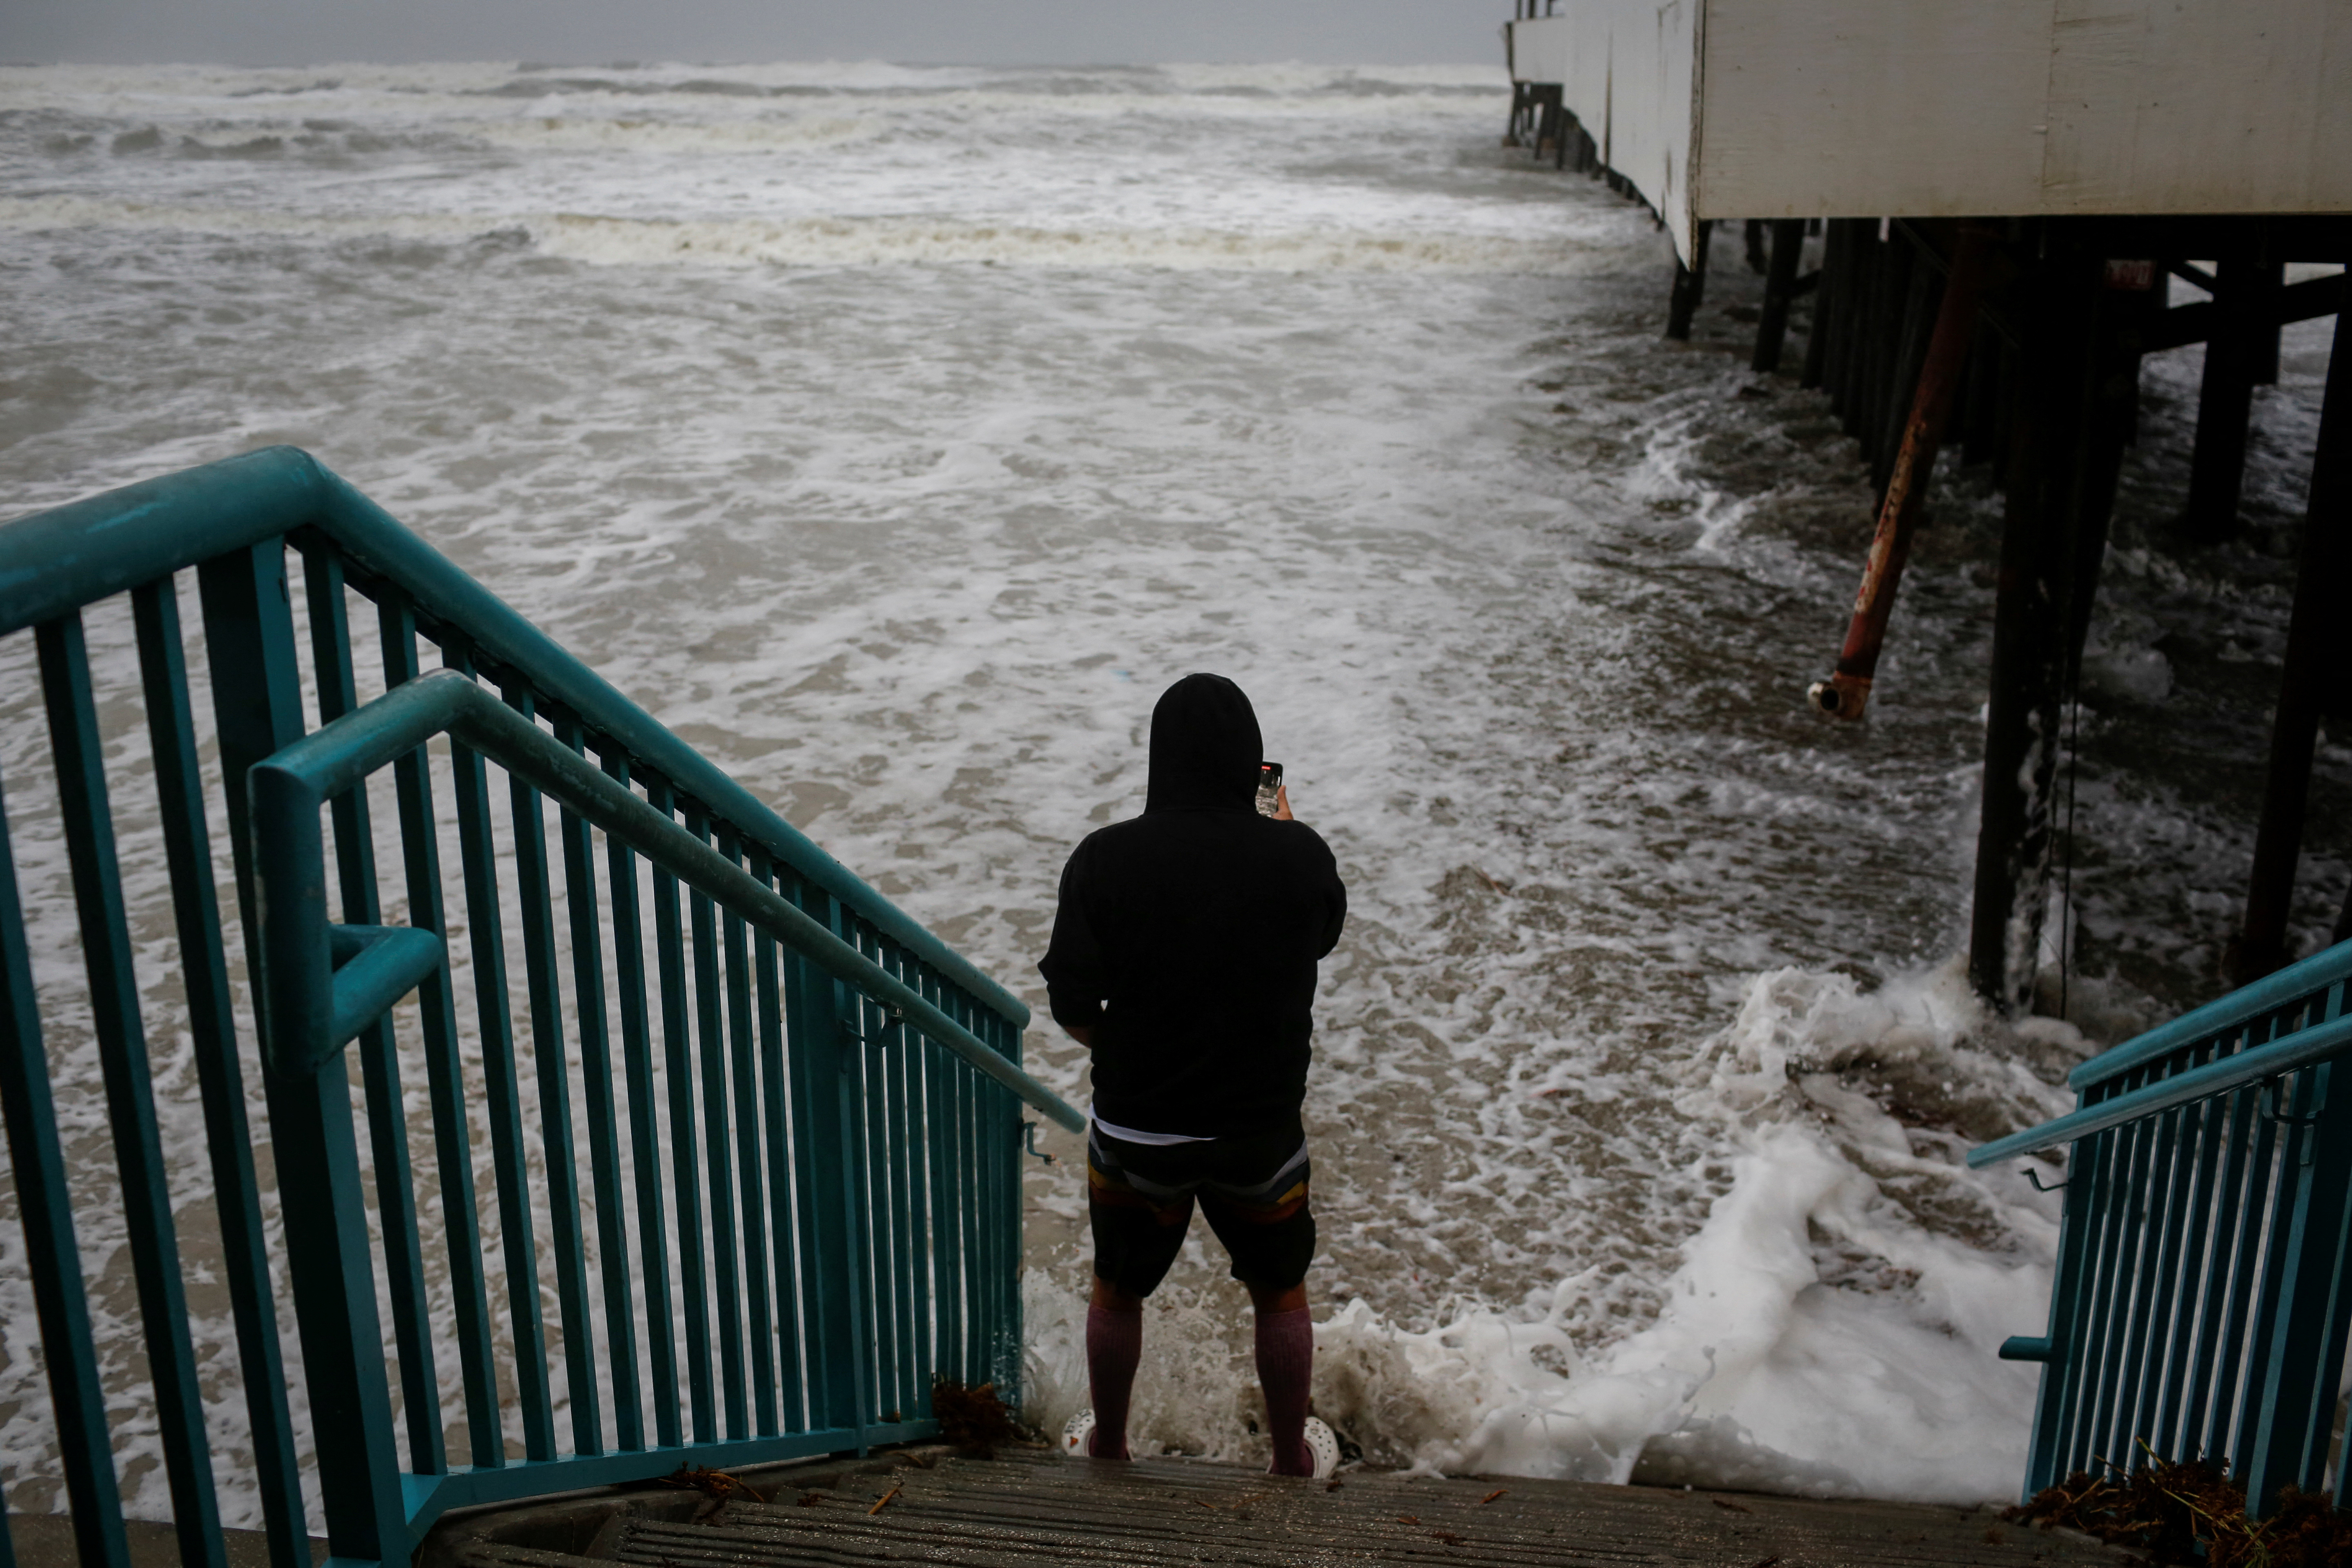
[961,991,986,1391]
[2153,1065,2229,1457]
[644,777,715,1442]
[997,1013,1025,1398]
[2242,1054,2352,1511]
[854,959,897,1421]
[844,974,882,1424]
[200,541,408,1560]
[967,1010,994,1396]
[945,1018,968,1377]
[377,593,502,1470]
[496,681,602,1456]
[781,875,854,1439]
[2183,1082,2264,1459]
[2207,1082,2285,1465]
[441,647,556,1462]
[2103,1097,2189,1467]
[905,967,938,1418]
[556,720,642,1452]
[2092,1113,2165,1470]
[299,553,443,1475]
[2042,1122,2118,1484]
[2016,1126,2092,1500]
[816,890,871,1447]
[36,611,228,1568]
[2327,980,2352,1514]
[980,1071,1006,1394]
[0,764,131,1568]
[750,851,806,1432]
[718,831,778,1434]
[883,946,919,1422]
[682,805,748,1439]
[601,753,679,1448]
[875,976,907,1424]
[131,578,311,1560]
[2066,1084,2154,1475]
[958,1020,985,1390]
[922,982,962,1391]
[2230,1063,2319,1482]
[966,1011,996,1394]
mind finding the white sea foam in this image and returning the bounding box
[1022,963,2069,1503]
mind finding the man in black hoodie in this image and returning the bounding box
[1039,673,1348,1477]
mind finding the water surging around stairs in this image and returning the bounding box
[2,56,2344,1523]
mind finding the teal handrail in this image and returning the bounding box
[1969,938,2352,1517]
[257,669,1082,1120]
[0,452,1077,1568]
[0,445,1027,1025]
[1968,1009,2352,1167]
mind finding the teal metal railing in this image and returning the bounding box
[1971,938,2352,1515]
[0,448,1082,1568]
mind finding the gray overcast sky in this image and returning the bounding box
[6,2,1503,68]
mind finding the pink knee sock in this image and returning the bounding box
[1255,1305,1315,1475]
[1085,1303,1142,1459]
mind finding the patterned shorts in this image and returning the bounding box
[1086,1118,1315,1296]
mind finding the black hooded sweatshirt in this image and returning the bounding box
[1038,674,1347,1138]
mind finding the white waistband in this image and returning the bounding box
[1088,1104,1214,1146]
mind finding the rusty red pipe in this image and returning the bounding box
[1811,226,1994,720]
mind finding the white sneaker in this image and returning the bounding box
[1272,1416,1340,1479]
[1303,1417,1341,1479]
[1061,1409,1096,1459]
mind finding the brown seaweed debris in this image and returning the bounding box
[931,1378,1018,1457]
[655,1464,765,1502]
[2005,1452,2352,1567]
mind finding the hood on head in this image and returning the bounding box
[1145,673,1263,813]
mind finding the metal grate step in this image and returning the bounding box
[449,1448,2134,1568]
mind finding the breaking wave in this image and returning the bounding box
[0,195,1615,275]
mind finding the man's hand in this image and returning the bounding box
[1274,784,1294,822]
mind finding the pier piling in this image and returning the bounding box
[2252,259,2285,385]
[1969,243,2106,1011]
[1966,234,2150,1011]
[1751,218,1808,373]
[1665,221,1714,341]
[1799,222,1844,389]
[2231,308,2350,982]
[2184,243,2268,543]
[1872,248,1943,501]
[1958,318,2001,468]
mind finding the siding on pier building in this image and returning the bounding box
[1506,1,2352,262]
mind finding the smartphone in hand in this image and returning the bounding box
[1255,761,1285,818]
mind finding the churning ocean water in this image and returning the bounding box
[2,57,2344,1526]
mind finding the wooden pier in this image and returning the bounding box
[1506,0,2351,1009]
[430,1446,2135,1568]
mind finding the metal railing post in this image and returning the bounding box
[782,886,869,1448]
[0,764,129,1568]
[2241,1056,2352,1510]
[2003,1136,2089,1499]
[994,1017,1024,1399]
[200,541,410,1561]
[303,555,444,1479]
